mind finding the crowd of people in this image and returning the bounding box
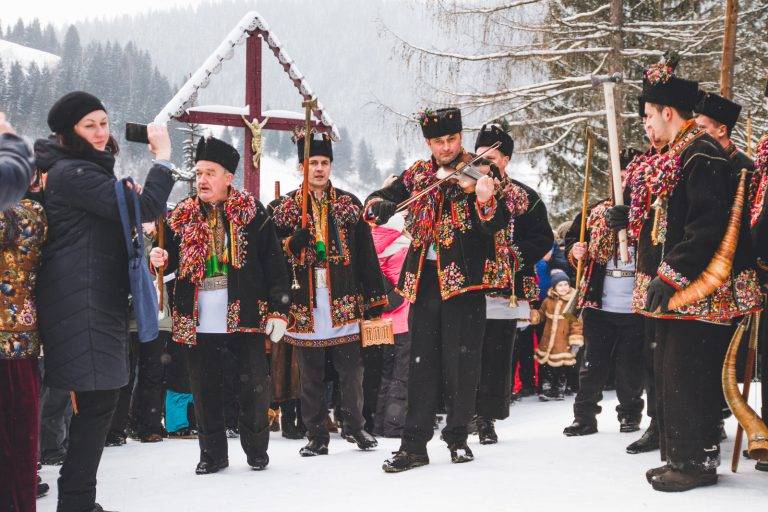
[1,50,767,512]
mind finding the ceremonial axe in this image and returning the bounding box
[591,72,630,263]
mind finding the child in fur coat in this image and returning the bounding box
[530,270,584,401]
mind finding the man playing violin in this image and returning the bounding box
[365,107,512,472]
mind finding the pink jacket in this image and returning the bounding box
[372,223,410,334]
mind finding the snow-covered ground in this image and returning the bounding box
[0,39,60,68]
[37,388,767,512]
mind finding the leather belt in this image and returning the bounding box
[606,269,635,278]
[200,275,228,291]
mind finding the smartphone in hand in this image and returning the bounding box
[125,122,149,144]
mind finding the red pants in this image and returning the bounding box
[0,358,40,512]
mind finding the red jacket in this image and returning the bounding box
[372,220,410,334]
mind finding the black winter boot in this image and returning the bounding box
[477,417,498,445]
[248,453,269,471]
[448,442,474,463]
[626,419,659,454]
[645,464,670,483]
[382,450,429,473]
[650,465,717,492]
[619,417,641,433]
[299,438,329,457]
[195,453,229,475]
[563,420,597,437]
[36,475,49,498]
[350,429,378,450]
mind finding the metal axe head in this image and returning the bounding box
[590,72,623,88]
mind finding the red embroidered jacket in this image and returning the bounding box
[162,189,291,345]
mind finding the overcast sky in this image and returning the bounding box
[3,0,207,26]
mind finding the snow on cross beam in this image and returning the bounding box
[153,11,339,197]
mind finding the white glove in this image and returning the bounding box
[265,317,288,343]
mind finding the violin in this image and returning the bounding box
[395,141,502,213]
[435,153,494,193]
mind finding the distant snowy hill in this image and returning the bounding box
[0,39,60,68]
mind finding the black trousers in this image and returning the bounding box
[512,325,536,391]
[362,345,385,433]
[185,333,270,463]
[573,309,645,423]
[221,346,241,429]
[57,388,120,512]
[295,341,365,444]
[477,319,517,419]
[109,332,167,437]
[643,318,658,419]
[375,332,411,437]
[401,262,486,454]
[39,359,72,461]
[653,319,730,468]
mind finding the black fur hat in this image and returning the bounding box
[474,123,514,157]
[195,135,240,173]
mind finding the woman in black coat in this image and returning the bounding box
[35,91,178,512]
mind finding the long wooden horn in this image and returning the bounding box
[722,315,768,462]
[666,169,747,311]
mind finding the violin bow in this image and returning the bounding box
[395,141,501,213]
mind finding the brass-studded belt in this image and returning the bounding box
[201,275,228,291]
[606,270,635,278]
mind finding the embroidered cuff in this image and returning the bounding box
[475,195,497,221]
[657,261,689,291]
[267,312,294,331]
[365,294,389,309]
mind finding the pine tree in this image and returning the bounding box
[333,126,353,172]
[276,130,295,160]
[391,146,406,175]
[8,19,25,44]
[25,18,43,50]
[57,25,84,97]
[354,138,379,187]
[42,24,59,54]
[0,61,7,111]
[6,62,25,125]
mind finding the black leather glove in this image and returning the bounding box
[287,228,312,255]
[364,305,384,320]
[605,204,629,230]
[645,277,675,313]
[369,200,397,226]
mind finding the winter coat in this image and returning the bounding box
[365,155,511,302]
[507,180,553,302]
[631,125,761,322]
[371,215,410,335]
[0,133,34,211]
[1,198,47,359]
[531,288,583,367]
[269,185,387,346]
[35,139,175,391]
[163,189,291,345]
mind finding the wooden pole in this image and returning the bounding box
[720,0,738,99]
[575,130,594,289]
[156,215,165,312]
[603,81,630,263]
